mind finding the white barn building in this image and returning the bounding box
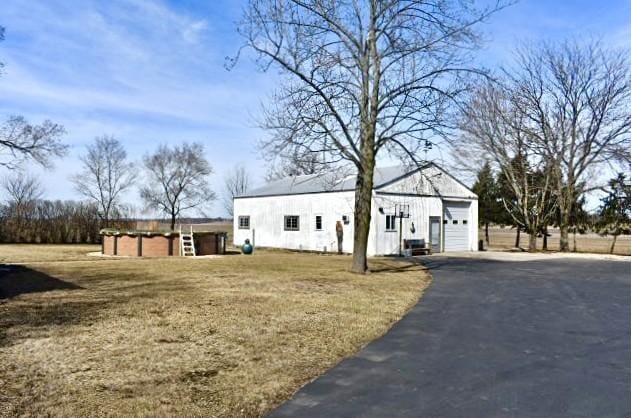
[233,163,478,255]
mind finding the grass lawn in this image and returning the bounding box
[0,245,429,417]
[0,244,106,263]
[483,227,631,255]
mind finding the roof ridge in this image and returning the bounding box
[239,163,450,198]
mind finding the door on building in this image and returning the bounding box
[429,216,441,253]
[443,201,471,251]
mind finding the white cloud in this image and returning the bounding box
[182,20,209,44]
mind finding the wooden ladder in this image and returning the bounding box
[179,225,196,257]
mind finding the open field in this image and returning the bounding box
[0,245,429,417]
[482,227,631,256]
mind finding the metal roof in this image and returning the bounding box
[236,163,463,198]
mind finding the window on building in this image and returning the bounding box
[238,216,250,229]
[463,220,468,225]
[315,215,323,231]
[453,220,458,225]
[284,215,300,231]
[443,219,448,224]
[385,215,396,231]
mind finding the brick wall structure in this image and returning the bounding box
[101,232,225,256]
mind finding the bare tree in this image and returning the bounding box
[71,136,135,227]
[2,173,43,242]
[0,116,67,169]
[265,151,326,181]
[507,40,631,251]
[455,83,557,251]
[3,173,43,207]
[235,0,509,273]
[223,164,251,216]
[140,142,216,230]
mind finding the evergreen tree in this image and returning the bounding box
[555,186,589,252]
[598,173,631,254]
[472,162,500,245]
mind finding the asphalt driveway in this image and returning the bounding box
[271,257,631,417]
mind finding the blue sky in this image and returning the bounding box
[1,0,630,215]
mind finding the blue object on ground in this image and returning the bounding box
[242,239,253,255]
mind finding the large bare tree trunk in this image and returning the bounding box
[515,227,521,248]
[352,160,375,274]
[351,17,379,274]
[542,227,548,251]
[528,233,537,252]
[170,213,176,231]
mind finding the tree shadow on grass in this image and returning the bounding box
[0,265,82,299]
[370,257,427,273]
[0,265,112,348]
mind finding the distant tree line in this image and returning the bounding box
[1,199,100,244]
[0,174,97,243]
[472,162,631,254]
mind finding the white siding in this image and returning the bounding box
[233,192,358,254]
[378,165,477,199]
[371,195,443,255]
[233,164,479,255]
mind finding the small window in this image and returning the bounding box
[453,220,458,225]
[463,220,468,225]
[342,215,350,225]
[385,215,396,231]
[443,219,448,224]
[284,215,300,231]
[238,216,250,229]
[315,215,322,231]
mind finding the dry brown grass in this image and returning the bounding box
[483,227,631,256]
[0,245,429,417]
[0,244,103,263]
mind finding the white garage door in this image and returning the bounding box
[443,201,471,251]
